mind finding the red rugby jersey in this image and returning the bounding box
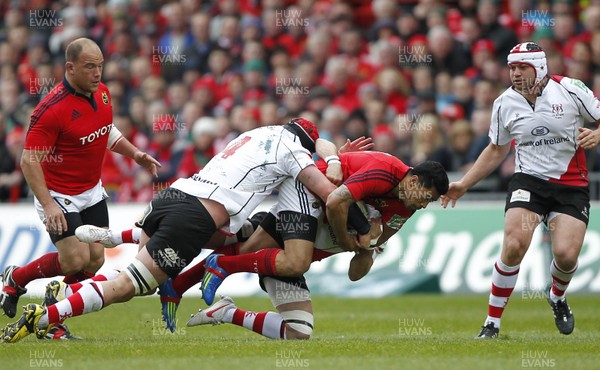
[315,151,415,233]
[25,78,113,195]
[316,151,411,200]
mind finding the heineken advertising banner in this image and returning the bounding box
[0,202,598,298]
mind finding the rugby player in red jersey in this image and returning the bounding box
[0,38,160,339]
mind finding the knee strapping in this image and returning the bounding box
[281,310,314,336]
[124,258,159,296]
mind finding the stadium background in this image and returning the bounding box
[1,0,600,299]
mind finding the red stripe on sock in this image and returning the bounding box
[488,306,504,318]
[252,312,267,333]
[12,252,62,287]
[232,309,245,326]
[91,274,108,282]
[70,283,83,293]
[551,284,566,296]
[491,284,514,298]
[47,305,60,324]
[551,276,569,285]
[122,229,134,243]
[69,293,85,316]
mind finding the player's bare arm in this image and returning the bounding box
[441,142,511,208]
[296,165,337,204]
[348,249,374,281]
[315,138,343,185]
[347,220,389,281]
[326,185,371,252]
[20,148,68,235]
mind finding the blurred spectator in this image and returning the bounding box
[146,114,186,186]
[323,56,359,113]
[451,75,475,119]
[158,2,194,82]
[259,99,280,126]
[177,117,218,178]
[183,12,214,75]
[473,79,498,111]
[396,13,420,42]
[466,39,496,80]
[372,124,398,156]
[411,113,444,165]
[427,25,470,75]
[429,119,474,172]
[434,71,453,113]
[375,67,410,115]
[477,0,518,59]
[467,109,492,165]
[345,110,370,141]
[0,118,26,202]
[319,105,348,146]
[306,86,332,116]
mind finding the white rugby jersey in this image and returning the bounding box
[489,76,600,186]
[171,125,315,232]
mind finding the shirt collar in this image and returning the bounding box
[62,77,97,109]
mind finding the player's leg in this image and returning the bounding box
[477,207,539,339]
[544,185,589,335]
[1,188,223,343]
[188,276,313,340]
[76,225,142,246]
[1,212,91,318]
[476,174,549,339]
[158,212,269,331]
[201,179,320,304]
[201,213,316,304]
[75,210,262,247]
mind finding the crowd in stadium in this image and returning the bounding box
[1,0,600,203]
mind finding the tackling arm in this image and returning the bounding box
[326,185,370,252]
[315,138,343,186]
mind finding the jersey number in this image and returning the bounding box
[221,136,251,159]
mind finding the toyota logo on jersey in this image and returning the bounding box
[79,123,112,145]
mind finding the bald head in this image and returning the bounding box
[65,38,101,62]
[64,38,104,95]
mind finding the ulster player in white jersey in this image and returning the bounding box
[442,42,600,339]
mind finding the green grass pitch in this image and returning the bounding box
[1,294,598,370]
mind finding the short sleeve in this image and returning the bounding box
[24,106,60,150]
[562,77,600,123]
[278,139,315,179]
[488,97,511,145]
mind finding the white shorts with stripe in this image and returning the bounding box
[34,181,108,222]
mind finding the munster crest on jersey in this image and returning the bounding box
[102,92,109,104]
